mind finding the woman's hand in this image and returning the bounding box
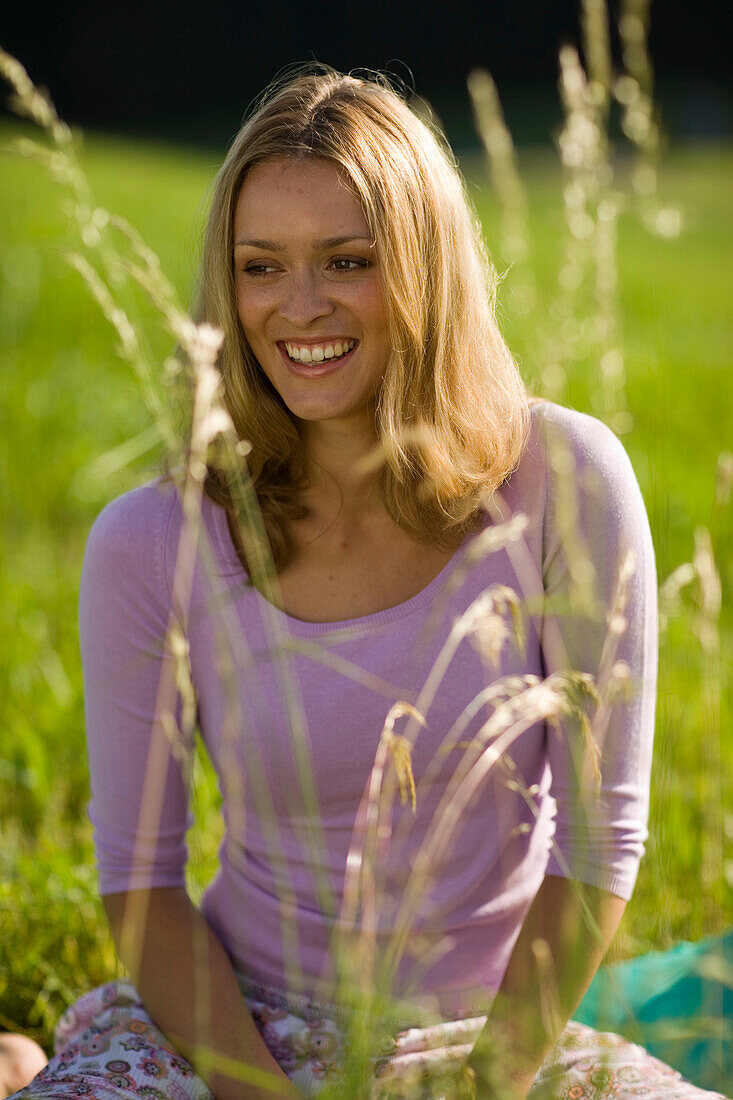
[368,875,625,1100]
[368,1017,486,1099]
[104,887,303,1100]
[464,876,627,1100]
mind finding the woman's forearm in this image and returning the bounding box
[103,887,302,1100]
[466,874,626,1099]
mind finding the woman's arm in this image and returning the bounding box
[79,491,300,1097]
[466,875,625,1098]
[464,408,655,1096]
[104,887,301,1100]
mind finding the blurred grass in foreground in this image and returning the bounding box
[0,124,731,1046]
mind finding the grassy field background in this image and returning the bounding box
[0,123,731,1048]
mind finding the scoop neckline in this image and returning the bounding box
[205,495,488,638]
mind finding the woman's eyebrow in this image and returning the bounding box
[314,235,373,249]
[233,237,280,250]
[233,235,373,250]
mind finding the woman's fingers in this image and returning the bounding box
[391,1016,487,1055]
[374,1040,474,1079]
[369,1016,487,1097]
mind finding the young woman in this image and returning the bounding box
[6,68,726,1100]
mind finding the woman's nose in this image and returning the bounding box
[278,269,334,327]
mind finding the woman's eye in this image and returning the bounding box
[329,257,369,272]
[242,262,278,276]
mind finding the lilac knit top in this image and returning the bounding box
[79,401,657,1017]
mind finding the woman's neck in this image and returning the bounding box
[298,417,384,523]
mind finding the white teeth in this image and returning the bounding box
[284,340,356,364]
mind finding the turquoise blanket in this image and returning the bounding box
[575,929,731,1094]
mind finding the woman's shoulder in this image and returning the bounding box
[528,399,631,468]
[513,400,641,501]
[533,400,645,509]
[524,401,654,581]
[82,479,183,600]
[500,400,648,540]
[505,397,624,481]
[85,477,181,550]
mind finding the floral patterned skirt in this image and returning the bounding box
[9,979,728,1099]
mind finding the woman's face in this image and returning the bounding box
[233,157,390,431]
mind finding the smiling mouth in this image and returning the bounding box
[281,339,358,364]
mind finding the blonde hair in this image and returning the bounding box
[197,65,529,574]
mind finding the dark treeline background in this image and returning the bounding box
[2,0,731,150]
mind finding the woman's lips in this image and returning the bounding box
[277,340,358,378]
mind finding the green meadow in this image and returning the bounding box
[0,124,730,1048]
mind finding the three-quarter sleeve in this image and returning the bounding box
[79,482,192,895]
[538,404,658,899]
